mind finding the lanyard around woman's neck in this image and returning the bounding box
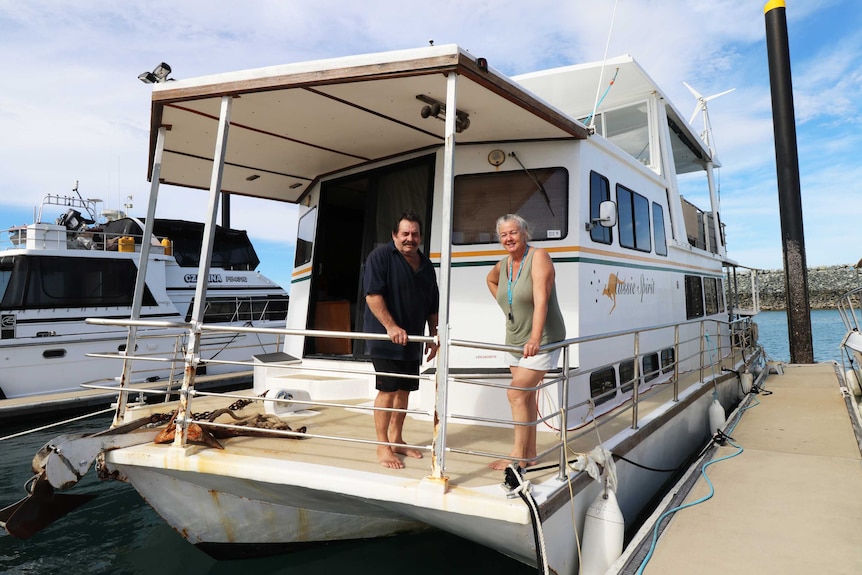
[507,245,529,321]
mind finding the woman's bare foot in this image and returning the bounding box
[377,445,405,469]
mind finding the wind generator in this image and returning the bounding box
[683,82,734,157]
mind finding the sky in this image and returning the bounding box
[1,0,860,292]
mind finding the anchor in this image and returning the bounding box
[0,415,161,539]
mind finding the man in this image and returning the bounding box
[363,210,439,469]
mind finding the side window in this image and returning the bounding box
[294,207,317,268]
[704,277,719,316]
[652,202,667,256]
[685,275,704,319]
[453,167,568,245]
[617,184,651,252]
[590,367,617,405]
[21,256,156,309]
[619,359,635,393]
[660,348,675,372]
[589,171,611,244]
[642,353,660,382]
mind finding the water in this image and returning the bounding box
[753,309,846,364]
[0,415,531,575]
[1,310,848,574]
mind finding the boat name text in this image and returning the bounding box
[183,274,249,284]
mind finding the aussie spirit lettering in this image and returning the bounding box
[601,272,656,313]
[639,275,655,301]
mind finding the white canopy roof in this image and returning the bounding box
[146,44,589,204]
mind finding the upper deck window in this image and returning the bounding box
[582,103,652,167]
[453,167,568,245]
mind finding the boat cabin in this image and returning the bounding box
[143,45,733,416]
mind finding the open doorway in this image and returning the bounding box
[304,155,435,358]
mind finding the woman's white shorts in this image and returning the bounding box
[505,347,561,372]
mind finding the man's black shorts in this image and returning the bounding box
[371,357,421,392]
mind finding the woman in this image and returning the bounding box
[486,214,566,470]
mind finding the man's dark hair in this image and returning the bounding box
[393,209,423,235]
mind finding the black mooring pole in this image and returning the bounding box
[764,0,813,363]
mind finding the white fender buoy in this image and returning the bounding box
[580,489,624,575]
[752,360,764,377]
[708,397,725,434]
[845,369,862,396]
[740,371,753,395]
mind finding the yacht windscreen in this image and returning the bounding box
[103,218,261,270]
[0,256,157,310]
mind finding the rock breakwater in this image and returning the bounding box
[732,264,862,310]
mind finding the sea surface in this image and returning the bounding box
[0,309,848,574]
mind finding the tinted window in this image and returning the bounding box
[617,185,651,252]
[1,255,156,310]
[660,348,675,372]
[685,275,704,319]
[704,277,719,316]
[653,202,667,256]
[620,359,635,393]
[453,167,568,245]
[185,296,289,323]
[589,171,611,244]
[294,207,317,268]
[643,353,660,382]
[590,367,617,405]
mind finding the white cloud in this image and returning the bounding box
[0,0,858,280]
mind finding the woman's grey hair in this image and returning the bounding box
[495,213,531,240]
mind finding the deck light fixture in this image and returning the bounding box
[416,94,470,133]
[138,62,173,84]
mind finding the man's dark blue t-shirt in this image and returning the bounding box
[363,241,439,361]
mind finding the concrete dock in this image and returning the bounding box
[0,370,254,424]
[616,362,862,574]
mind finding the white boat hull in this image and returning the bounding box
[0,327,282,399]
[107,354,752,572]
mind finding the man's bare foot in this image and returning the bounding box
[377,445,404,469]
[393,444,423,459]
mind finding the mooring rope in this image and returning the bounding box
[0,407,115,442]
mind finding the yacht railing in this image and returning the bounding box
[1,221,165,253]
[90,314,757,479]
[837,286,862,333]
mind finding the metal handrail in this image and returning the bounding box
[96,311,756,475]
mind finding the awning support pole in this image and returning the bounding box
[430,72,458,480]
[173,95,233,447]
[113,125,166,427]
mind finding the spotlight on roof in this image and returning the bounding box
[138,62,173,84]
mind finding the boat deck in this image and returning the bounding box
[616,362,862,574]
[116,351,749,491]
